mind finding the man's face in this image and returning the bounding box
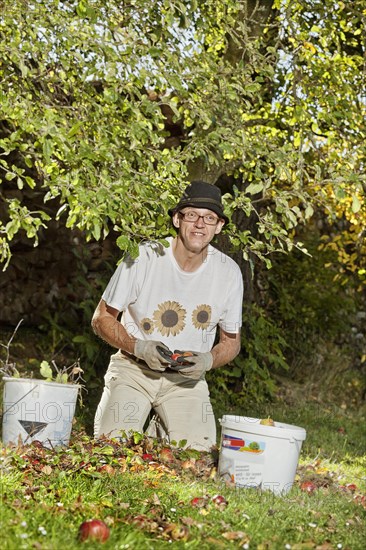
[172,207,225,253]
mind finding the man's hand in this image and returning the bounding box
[177,351,213,380]
[134,340,170,372]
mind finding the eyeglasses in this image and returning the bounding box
[178,210,221,226]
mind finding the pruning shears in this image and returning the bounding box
[156,346,196,370]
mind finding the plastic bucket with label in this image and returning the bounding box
[218,415,306,495]
[2,377,80,448]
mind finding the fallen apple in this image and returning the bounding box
[97,464,115,474]
[300,481,317,493]
[142,453,154,461]
[131,514,149,528]
[190,497,206,508]
[181,459,195,470]
[159,448,175,462]
[164,523,190,541]
[354,495,366,508]
[259,416,275,427]
[212,494,228,507]
[78,519,110,543]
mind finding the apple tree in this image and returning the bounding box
[1,0,364,277]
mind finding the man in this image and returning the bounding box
[92,181,243,450]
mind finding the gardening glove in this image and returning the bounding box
[134,340,169,372]
[177,351,213,380]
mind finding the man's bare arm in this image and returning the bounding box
[210,328,241,369]
[91,299,136,354]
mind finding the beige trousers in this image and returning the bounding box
[94,352,216,451]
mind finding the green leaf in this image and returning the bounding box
[42,139,53,162]
[133,432,144,444]
[67,122,83,138]
[92,223,101,241]
[246,182,264,195]
[55,373,68,384]
[352,195,361,213]
[99,445,115,455]
[40,361,53,379]
[305,205,314,219]
[116,235,130,250]
[72,335,89,343]
[25,176,36,188]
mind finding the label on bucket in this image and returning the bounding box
[219,452,265,489]
[220,433,267,489]
[234,459,264,488]
[222,433,266,454]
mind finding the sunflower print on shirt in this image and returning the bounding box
[140,317,154,334]
[153,301,186,336]
[192,304,212,330]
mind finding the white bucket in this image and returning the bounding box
[218,415,306,495]
[2,377,80,448]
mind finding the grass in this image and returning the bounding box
[1,396,366,550]
[1,459,365,550]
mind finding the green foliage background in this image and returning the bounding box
[1,0,365,264]
[0,0,365,422]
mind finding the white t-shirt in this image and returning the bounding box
[102,237,243,353]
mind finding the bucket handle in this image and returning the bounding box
[289,437,303,452]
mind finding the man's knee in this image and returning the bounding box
[95,398,151,437]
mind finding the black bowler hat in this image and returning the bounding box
[168,181,229,224]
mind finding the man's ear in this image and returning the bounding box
[214,220,225,235]
[172,213,180,228]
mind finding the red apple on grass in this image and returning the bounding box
[142,453,154,461]
[78,519,110,542]
[159,448,175,462]
[212,494,228,507]
[181,459,195,470]
[190,497,206,508]
[300,481,317,493]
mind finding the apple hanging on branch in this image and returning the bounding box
[78,519,110,543]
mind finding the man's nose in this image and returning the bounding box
[194,215,206,227]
